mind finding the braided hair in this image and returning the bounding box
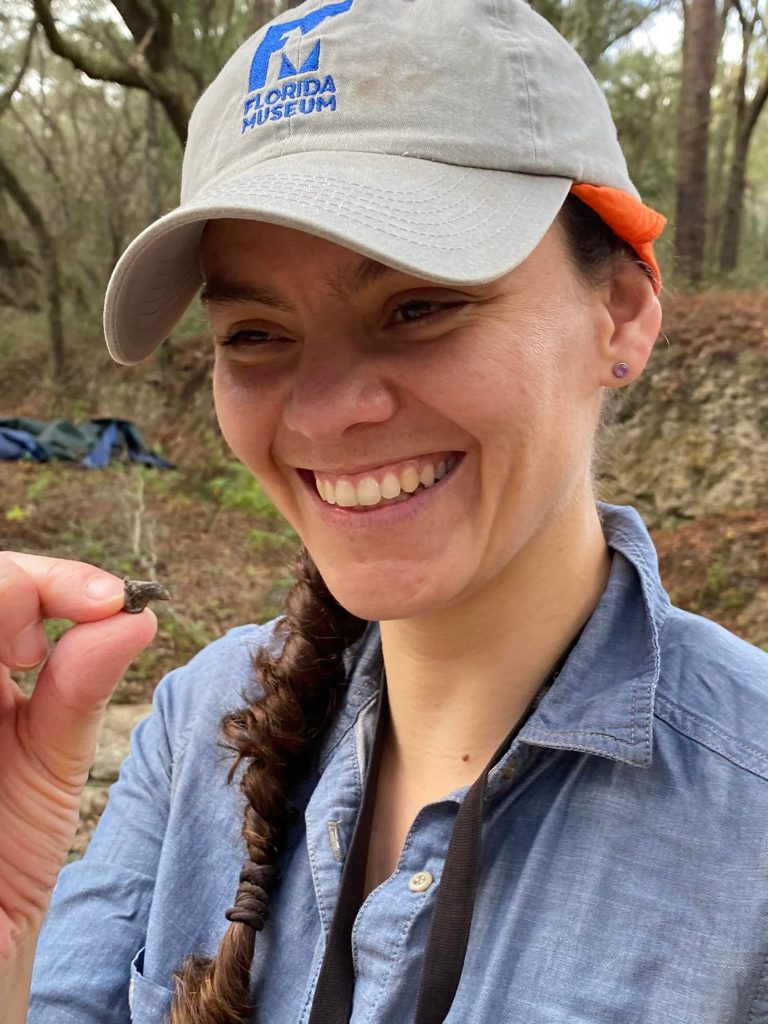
[168,545,366,1023]
[166,192,648,1023]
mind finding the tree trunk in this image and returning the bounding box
[145,93,163,224]
[675,0,719,286]
[707,69,735,271]
[719,125,750,273]
[719,73,768,273]
[33,0,193,146]
[0,153,65,376]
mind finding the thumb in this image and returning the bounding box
[20,609,158,786]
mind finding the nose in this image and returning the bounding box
[282,341,398,444]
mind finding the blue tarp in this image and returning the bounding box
[0,418,175,470]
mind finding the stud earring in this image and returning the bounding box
[612,362,629,379]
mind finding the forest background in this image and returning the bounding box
[0,0,767,850]
[3,0,768,359]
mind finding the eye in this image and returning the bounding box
[217,328,289,348]
[389,298,467,326]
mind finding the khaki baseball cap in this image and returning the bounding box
[104,0,666,365]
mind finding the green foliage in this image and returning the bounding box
[0,308,47,361]
[4,504,27,521]
[208,464,291,527]
[704,556,729,595]
[43,617,71,644]
[530,0,670,71]
[173,304,212,342]
[143,466,197,504]
[127,605,215,686]
[257,573,295,623]
[601,46,680,214]
[57,527,110,567]
[25,467,55,501]
[156,604,211,652]
[1,0,768,333]
[208,465,298,570]
[694,555,750,616]
[208,465,265,515]
[246,528,298,560]
[658,514,687,532]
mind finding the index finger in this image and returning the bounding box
[0,553,127,668]
[1,552,127,619]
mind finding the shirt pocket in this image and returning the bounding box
[129,946,174,1023]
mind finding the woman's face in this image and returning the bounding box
[201,218,620,621]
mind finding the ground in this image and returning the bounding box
[2,289,765,855]
[1,288,766,711]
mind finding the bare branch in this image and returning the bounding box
[31,0,190,142]
[0,20,36,119]
[729,0,749,31]
[9,105,64,192]
[604,1,667,50]
[0,149,65,374]
[110,0,154,45]
[31,0,146,89]
[23,85,70,162]
[745,68,768,136]
[120,0,176,71]
[124,23,158,76]
[179,55,206,94]
[148,0,174,55]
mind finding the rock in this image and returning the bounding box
[70,704,152,857]
[597,329,768,529]
[89,703,153,783]
[79,784,109,820]
[71,785,111,859]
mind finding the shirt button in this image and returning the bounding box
[408,870,434,893]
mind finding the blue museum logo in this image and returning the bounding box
[242,0,353,133]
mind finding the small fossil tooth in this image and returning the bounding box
[123,578,171,614]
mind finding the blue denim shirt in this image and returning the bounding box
[29,503,768,1023]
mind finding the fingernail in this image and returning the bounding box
[85,575,124,603]
[13,624,48,669]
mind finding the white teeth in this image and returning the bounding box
[314,455,460,509]
[419,464,435,487]
[381,472,401,499]
[401,466,420,493]
[356,476,382,506]
[335,480,357,507]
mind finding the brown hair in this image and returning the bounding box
[167,192,648,1023]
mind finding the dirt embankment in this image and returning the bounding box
[2,287,767,689]
[596,289,768,649]
[1,289,765,855]
[599,290,768,524]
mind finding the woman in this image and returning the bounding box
[3,1,767,1021]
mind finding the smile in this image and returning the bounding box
[297,452,465,512]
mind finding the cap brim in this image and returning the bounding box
[104,151,571,364]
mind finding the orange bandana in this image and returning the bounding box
[570,183,667,293]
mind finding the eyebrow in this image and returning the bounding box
[199,280,296,313]
[199,256,403,312]
[332,256,401,296]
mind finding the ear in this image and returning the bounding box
[595,262,662,388]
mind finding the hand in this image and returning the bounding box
[0,553,157,955]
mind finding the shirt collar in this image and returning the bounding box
[318,501,671,774]
[520,501,671,767]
